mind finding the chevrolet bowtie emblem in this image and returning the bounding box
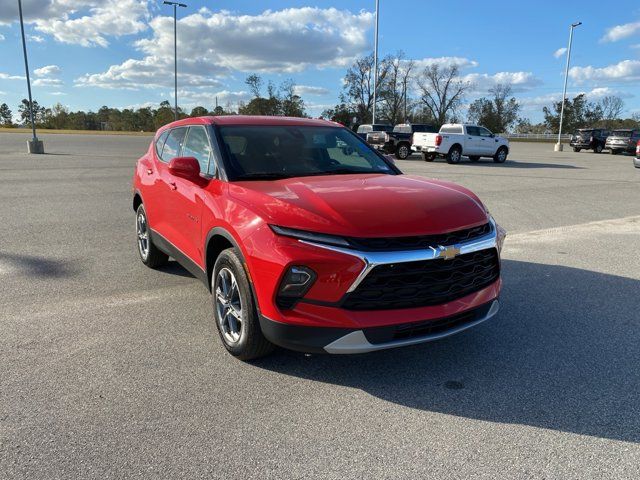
[436,245,460,260]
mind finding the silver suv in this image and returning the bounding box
[606,129,640,155]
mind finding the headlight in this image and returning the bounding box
[270,225,351,247]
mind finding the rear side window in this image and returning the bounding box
[182,126,212,172]
[393,125,412,134]
[160,127,188,162]
[155,130,169,157]
[466,126,480,136]
[440,126,463,134]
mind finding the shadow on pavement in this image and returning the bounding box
[252,259,640,443]
[0,252,80,278]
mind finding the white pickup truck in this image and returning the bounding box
[412,123,510,164]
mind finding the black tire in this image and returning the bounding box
[610,149,619,155]
[573,147,581,152]
[212,248,274,360]
[446,145,462,164]
[422,152,435,162]
[593,144,603,154]
[493,146,508,163]
[468,156,480,162]
[395,143,411,160]
[135,204,168,268]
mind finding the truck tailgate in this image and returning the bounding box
[412,132,438,147]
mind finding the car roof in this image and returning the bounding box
[157,115,340,134]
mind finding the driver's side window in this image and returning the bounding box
[478,127,493,137]
[466,126,480,136]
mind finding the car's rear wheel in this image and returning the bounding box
[395,143,410,160]
[594,144,603,153]
[136,204,168,268]
[468,156,480,162]
[493,147,508,163]
[446,146,462,164]
[422,152,435,162]
[573,147,581,152]
[213,248,274,360]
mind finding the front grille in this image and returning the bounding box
[345,223,491,252]
[342,248,500,310]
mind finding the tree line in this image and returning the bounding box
[1,52,638,133]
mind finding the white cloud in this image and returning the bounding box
[27,34,44,43]
[78,7,374,89]
[0,0,149,47]
[50,91,67,96]
[0,73,25,80]
[569,60,640,83]
[462,71,542,93]
[585,87,634,99]
[169,89,252,109]
[413,56,478,71]
[601,21,640,42]
[553,47,567,59]
[293,85,330,96]
[33,78,63,87]
[34,65,61,77]
[0,33,5,41]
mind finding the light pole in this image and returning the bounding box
[555,21,581,152]
[18,0,43,153]
[163,1,187,122]
[371,0,379,124]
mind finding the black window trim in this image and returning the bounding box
[183,124,216,178]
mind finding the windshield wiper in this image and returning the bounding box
[234,172,293,180]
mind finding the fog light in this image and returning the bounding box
[276,266,317,309]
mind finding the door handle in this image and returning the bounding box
[169,182,177,191]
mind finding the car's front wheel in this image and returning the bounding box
[594,144,603,153]
[493,147,508,163]
[213,249,274,360]
[573,147,581,152]
[136,204,168,268]
[395,143,410,160]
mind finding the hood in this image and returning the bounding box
[228,174,489,238]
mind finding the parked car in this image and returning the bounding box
[366,123,438,159]
[133,116,505,360]
[606,129,640,155]
[412,124,510,164]
[634,140,640,168]
[356,123,393,140]
[570,128,608,153]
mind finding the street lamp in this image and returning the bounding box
[555,21,581,152]
[163,1,187,122]
[18,0,43,153]
[371,0,379,124]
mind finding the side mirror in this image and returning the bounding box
[490,133,495,138]
[168,156,200,181]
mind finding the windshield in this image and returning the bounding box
[218,125,397,180]
[611,130,632,137]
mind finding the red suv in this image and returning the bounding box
[133,116,505,360]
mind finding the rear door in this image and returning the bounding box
[464,126,483,155]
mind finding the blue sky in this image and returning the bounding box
[1,0,640,122]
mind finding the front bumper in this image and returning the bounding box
[260,299,500,354]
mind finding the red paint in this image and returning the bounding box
[134,116,501,330]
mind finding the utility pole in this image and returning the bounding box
[555,21,581,152]
[163,1,187,121]
[18,0,43,153]
[372,0,380,124]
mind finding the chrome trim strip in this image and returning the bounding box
[323,300,500,354]
[300,218,497,293]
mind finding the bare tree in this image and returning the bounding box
[416,64,469,126]
[378,52,414,125]
[342,53,389,124]
[598,95,624,122]
[245,74,263,98]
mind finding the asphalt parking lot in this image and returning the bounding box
[1,132,639,479]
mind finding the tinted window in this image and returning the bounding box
[466,126,480,136]
[374,125,394,132]
[160,127,187,162]
[155,130,169,157]
[182,126,212,172]
[393,125,412,134]
[440,126,463,134]
[357,125,372,134]
[219,125,395,180]
[478,127,493,137]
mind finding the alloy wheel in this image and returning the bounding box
[136,211,149,260]
[215,267,243,344]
